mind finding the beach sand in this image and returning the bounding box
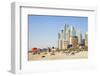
[28,51,88,61]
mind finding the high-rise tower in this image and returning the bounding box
[77,30,82,45]
[58,25,81,49]
[63,24,70,49]
[58,29,64,49]
[70,26,76,37]
[85,32,88,46]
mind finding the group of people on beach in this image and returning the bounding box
[32,47,56,55]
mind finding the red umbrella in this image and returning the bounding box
[32,48,38,52]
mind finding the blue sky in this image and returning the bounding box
[28,15,88,50]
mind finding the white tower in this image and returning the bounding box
[70,26,76,44]
[58,29,64,49]
[77,29,82,44]
[61,29,65,49]
[58,32,61,49]
[85,32,88,46]
[64,24,70,49]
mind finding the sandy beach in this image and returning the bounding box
[28,51,88,61]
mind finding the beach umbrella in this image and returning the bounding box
[32,48,38,52]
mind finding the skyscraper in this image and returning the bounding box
[58,29,65,49]
[70,36,78,48]
[70,26,76,37]
[63,24,70,49]
[70,26,77,45]
[85,32,88,46]
[77,30,82,44]
[58,24,83,49]
[58,24,70,49]
[58,32,61,49]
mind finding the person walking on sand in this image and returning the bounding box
[51,47,56,55]
[48,47,51,52]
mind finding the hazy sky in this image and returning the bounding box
[28,15,88,50]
